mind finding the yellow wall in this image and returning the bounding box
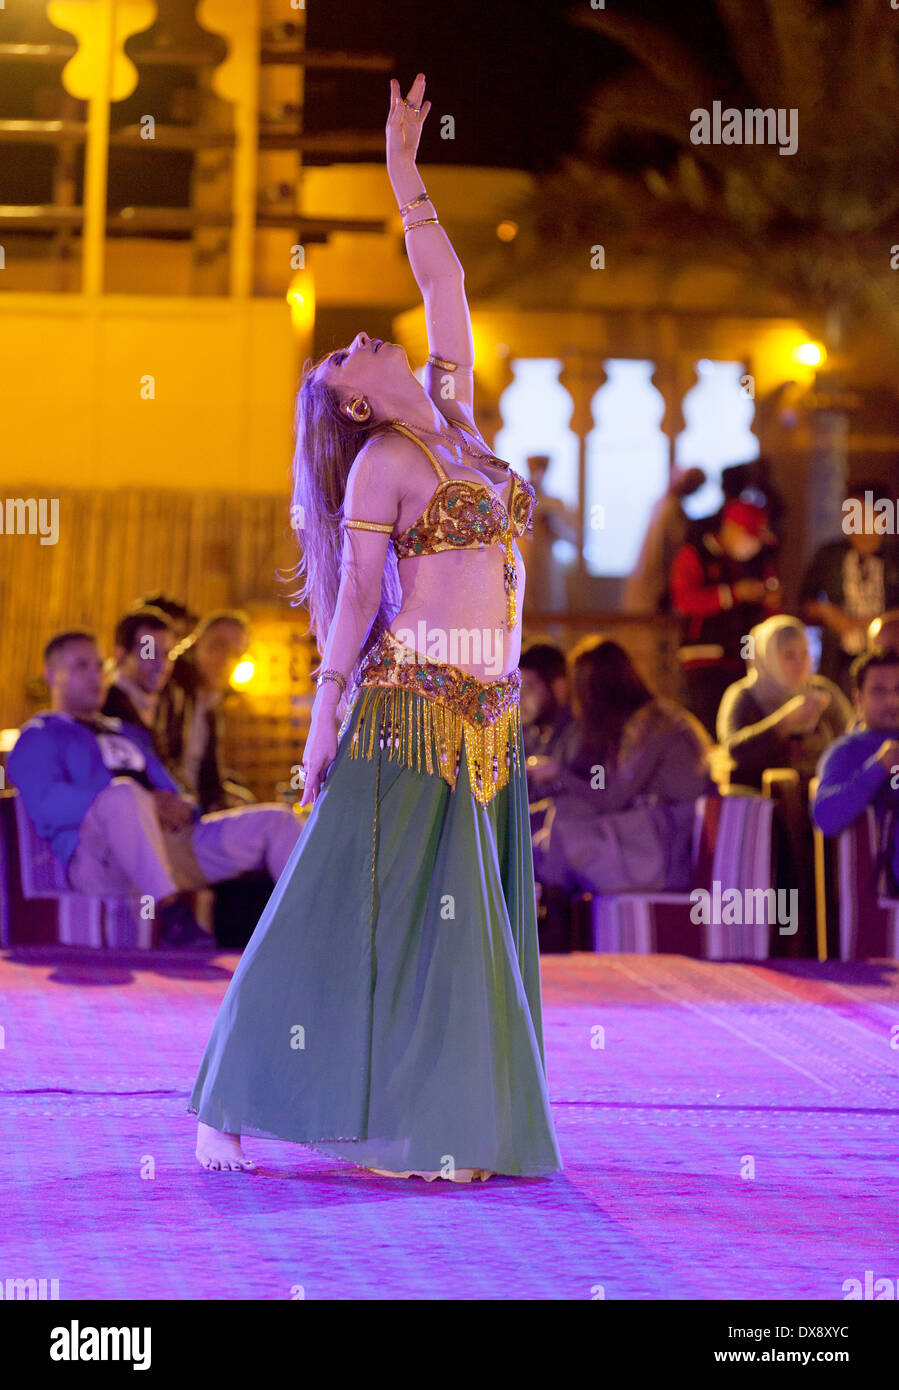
[0,294,299,491]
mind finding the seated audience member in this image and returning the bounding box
[719,615,852,958]
[812,649,899,889]
[133,592,198,643]
[670,496,782,737]
[834,611,899,736]
[102,606,175,758]
[8,631,302,946]
[867,609,899,653]
[520,641,573,760]
[528,636,714,897]
[155,609,252,812]
[800,481,899,696]
[717,614,852,791]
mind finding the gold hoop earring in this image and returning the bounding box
[345,396,372,423]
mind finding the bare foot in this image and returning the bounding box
[196,1120,257,1172]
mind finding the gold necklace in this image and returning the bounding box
[390,416,511,472]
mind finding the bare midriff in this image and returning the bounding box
[384,433,525,682]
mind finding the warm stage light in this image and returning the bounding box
[287,270,315,335]
[496,220,518,242]
[793,342,825,367]
[232,659,255,686]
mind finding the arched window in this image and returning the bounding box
[676,360,760,520]
[584,360,668,577]
[495,359,579,507]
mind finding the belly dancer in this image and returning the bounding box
[190,74,563,1182]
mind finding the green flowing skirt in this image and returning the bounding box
[187,685,563,1177]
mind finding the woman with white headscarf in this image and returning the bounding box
[717,614,852,790]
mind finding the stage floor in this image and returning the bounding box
[2,947,898,1301]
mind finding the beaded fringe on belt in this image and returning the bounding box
[347,683,522,806]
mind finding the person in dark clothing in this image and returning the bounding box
[155,610,251,814]
[111,606,275,948]
[528,637,713,900]
[132,592,198,643]
[102,606,175,762]
[520,641,573,760]
[670,496,782,736]
[690,458,786,540]
[800,481,899,697]
[812,648,899,889]
[717,615,852,791]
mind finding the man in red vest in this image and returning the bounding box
[671,497,782,736]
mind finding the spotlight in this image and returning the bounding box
[793,342,825,367]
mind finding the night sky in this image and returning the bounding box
[305,0,619,171]
[304,0,746,172]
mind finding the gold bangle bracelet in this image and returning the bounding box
[403,217,439,231]
[427,353,460,372]
[399,190,430,216]
[316,669,347,695]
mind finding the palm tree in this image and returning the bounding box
[474,0,899,357]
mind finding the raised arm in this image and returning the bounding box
[386,74,475,417]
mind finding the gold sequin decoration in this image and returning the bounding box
[342,630,522,805]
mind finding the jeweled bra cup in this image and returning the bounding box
[341,628,522,805]
[392,471,535,558]
[392,478,512,558]
[341,418,536,631]
[375,418,535,558]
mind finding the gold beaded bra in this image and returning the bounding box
[343,416,536,630]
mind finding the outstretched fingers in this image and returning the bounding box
[389,73,428,119]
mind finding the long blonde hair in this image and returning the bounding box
[284,353,401,686]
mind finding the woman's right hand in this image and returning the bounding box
[779,691,828,734]
[386,75,431,168]
[299,715,338,809]
[732,578,767,604]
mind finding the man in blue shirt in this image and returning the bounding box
[9,630,302,945]
[812,648,899,887]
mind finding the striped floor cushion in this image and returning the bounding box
[833,806,899,960]
[588,794,776,959]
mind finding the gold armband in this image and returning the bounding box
[427,352,460,372]
[344,518,395,535]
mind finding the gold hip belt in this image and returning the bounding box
[341,628,522,804]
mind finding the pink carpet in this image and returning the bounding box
[2,947,898,1300]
